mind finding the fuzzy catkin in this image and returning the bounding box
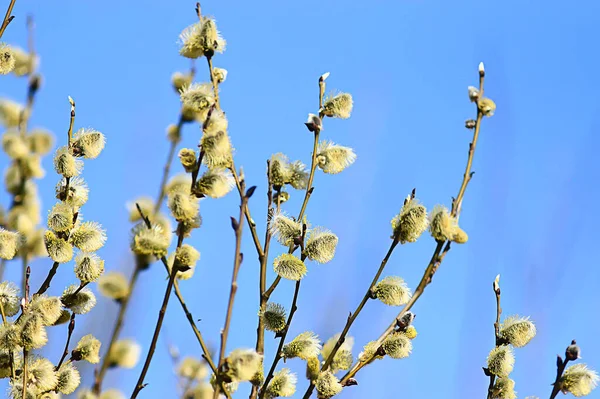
[371,276,412,306]
[382,331,412,359]
[74,252,105,283]
[98,272,129,301]
[273,254,307,281]
[0,281,20,316]
[73,334,101,363]
[560,363,599,397]
[0,43,15,75]
[44,230,73,263]
[0,228,22,260]
[70,221,107,252]
[107,339,141,368]
[260,302,287,333]
[282,331,321,360]
[61,285,96,314]
[315,371,343,398]
[265,368,297,398]
[71,128,106,159]
[487,345,515,377]
[56,363,81,394]
[304,228,338,263]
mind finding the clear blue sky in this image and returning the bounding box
[1,0,600,398]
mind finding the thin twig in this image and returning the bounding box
[339,65,487,387]
[56,313,75,370]
[302,238,400,398]
[93,265,142,394]
[486,276,502,399]
[214,181,249,399]
[35,262,59,296]
[258,280,301,399]
[135,207,233,399]
[131,258,179,399]
[207,56,220,110]
[549,341,577,399]
[0,0,17,39]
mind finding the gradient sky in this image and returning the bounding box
[1,0,600,398]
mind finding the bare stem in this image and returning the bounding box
[21,348,28,399]
[302,238,399,398]
[486,277,502,399]
[259,280,301,399]
[0,0,16,39]
[56,313,75,370]
[339,66,487,387]
[93,265,142,394]
[214,182,249,399]
[35,262,59,296]
[207,56,220,110]
[131,261,178,398]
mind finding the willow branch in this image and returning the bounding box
[259,280,301,399]
[131,257,178,399]
[92,265,142,394]
[549,341,578,399]
[486,277,502,399]
[136,207,232,399]
[56,313,75,370]
[155,116,184,213]
[302,238,400,398]
[214,183,250,399]
[339,66,487,387]
[0,0,16,39]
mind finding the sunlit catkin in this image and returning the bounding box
[371,276,412,306]
[265,368,297,398]
[260,302,287,333]
[61,285,97,314]
[382,331,412,359]
[282,331,321,360]
[177,356,208,381]
[321,334,354,372]
[168,189,200,221]
[28,295,63,325]
[178,17,226,59]
[0,322,19,351]
[180,83,215,120]
[18,314,48,349]
[391,197,428,243]
[478,97,496,117]
[107,339,141,369]
[28,357,59,392]
[74,252,105,283]
[56,362,81,394]
[131,222,169,258]
[486,345,515,377]
[26,128,54,155]
[559,363,599,397]
[44,230,73,263]
[0,43,15,75]
[224,348,263,382]
[71,128,106,159]
[201,130,233,169]
[491,377,517,399]
[72,334,101,363]
[171,71,193,93]
[0,281,20,316]
[47,202,75,232]
[316,141,356,174]
[98,272,129,301]
[213,67,228,83]
[10,46,36,76]
[304,228,338,264]
[179,148,198,173]
[56,177,89,207]
[0,98,23,128]
[2,131,28,159]
[499,316,536,348]
[127,197,154,222]
[321,92,353,119]
[54,146,83,178]
[0,228,22,260]
[270,212,302,246]
[315,371,343,399]
[273,253,307,281]
[195,168,234,198]
[70,221,107,252]
[428,205,457,241]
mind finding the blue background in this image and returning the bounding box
[1,0,599,398]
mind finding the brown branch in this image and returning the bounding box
[135,206,233,399]
[0,0,16,39]
[56,313,75,370]
[339,65,487,388]
[131,257,179,399]
[214,182,250,399]
[92,265,142,394]
[485,275,502,399]
[258,280,301,399]
[302,238,400,398]
[549,341,578,399]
